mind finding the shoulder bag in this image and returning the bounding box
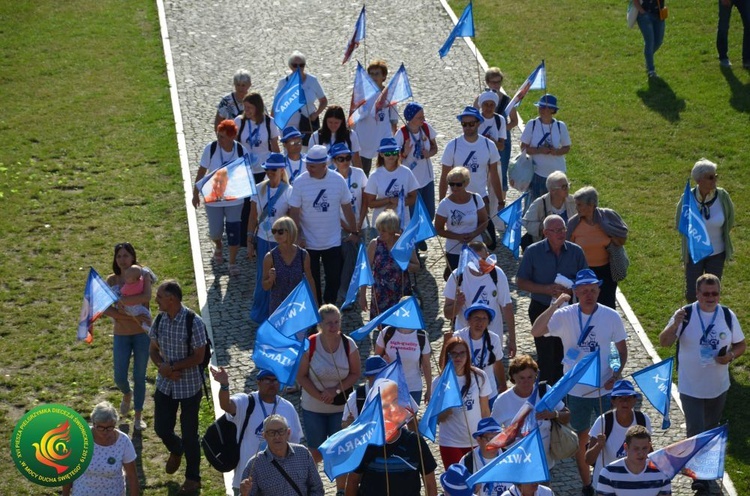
[549,418,579,460]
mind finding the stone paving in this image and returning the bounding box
[162,0,730,494]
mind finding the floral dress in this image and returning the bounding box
[370,239,411,319]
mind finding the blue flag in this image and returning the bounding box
[320,393,385,480]
[507,61,546,110]
[375,63,413,111]
[342,6,366,64]
[419,360,462,441]
[272,69,307,130]
[496,192,528,258]
[439,1,474,58]
[678,179,714,264]
[266,279,320,338]
[648,425,727,480]
[196,154,257,204]
[342,243,375,310]
[468,428,550,486]
[349,296,424,341]
[631,357,674,429]
[535,352,599,412]
[252,321,310,387]
[77,267,119,343]
[391,194,437,270]
[373,352,413,408]
[456,243,481,278]
[348,62,380,127]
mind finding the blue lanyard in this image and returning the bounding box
[409,128,423,160]
[697,305,719,343]
[577,306,597,347]
[248,123,260,150]
[286,157,302,182]
[468,333,487,368]
[345,168,357,215]
[258,396,278,418]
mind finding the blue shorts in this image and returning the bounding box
[302,408,343,450]
[567,394,610,433]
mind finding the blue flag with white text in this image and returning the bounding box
[196,154,257,204]
[678,179,714,264]
[272,69,307,130]
[419,360,462,441]
[391,193,436,270]
[77,267,119,343]
[439,1,474,58]
[349,296,424,341]
[648,425,727,480]
[631,357,673,429]
[266,279,320,338]
[496,192,528,258]
[342,243,374,310]
[320,393,385,480]
[468,428,550,486]
[252,321,309,387]
[342,6,366,64]
[535,352,599,412]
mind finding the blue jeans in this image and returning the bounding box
[680,391,728,438]
[717,0,750,63]
[637,12,666,72]
[302,408,343,449]
[154,390,202,482]
[249,236,276,323]
[113,333,150,411]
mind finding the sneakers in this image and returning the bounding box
[719,58,732,67]
[119,394,131,416]
[134,417,147,431]
[647,70,658,78]
[691,480,710,495]
[165,452,182,475]
[581,484,595,496]
[176,479,201,495]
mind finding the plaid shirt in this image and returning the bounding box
[149,306,207,399]
[241,443,324,496]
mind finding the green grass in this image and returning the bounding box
[0,1,224,493]
[455,0,750,492]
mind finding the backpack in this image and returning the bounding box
[209,140,245,162]
[308,333,350,360]
[355,384,367,416]
[381,326,428,365]
[399,123,432,144]
[201,394,255,472]
[675,304,733,371]
[529,119,562,147]
[237,115,273,151]
[153,309,213,399]
[603,410,646,440]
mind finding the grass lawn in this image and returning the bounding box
[453,0,750,492]
[0,0,224,493]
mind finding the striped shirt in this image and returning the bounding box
[149,306,207,399]
[597,458,671,496]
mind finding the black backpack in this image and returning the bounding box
[237,115,273,151]
[675,304,733,371]
[201,395,255,472]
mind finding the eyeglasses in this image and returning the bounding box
[488,79,503,85]
[700,291,720,297]
[94,424,115,432]
[545,227,567,234]
[461,121,478,128]
[271,228,287,235]
[552,183,570,190]
[448,182,464,188]
[285,140,302,146]
[448,351,467,359]
[382,151,400,157]
[334,155,352,163]
[265,428,288,438]
[291,63,306,68]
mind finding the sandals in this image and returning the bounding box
[213,248,224,264]
[229,264,241,277]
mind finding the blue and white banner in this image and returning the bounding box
[272,69,307,130]
[631,357,673,429]
[678,179,714,263]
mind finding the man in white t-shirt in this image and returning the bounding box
[272,51,327,147]
[531,269,628,496]
[289,145,358,304]
[210,368,302,495]
[440,106,503,250]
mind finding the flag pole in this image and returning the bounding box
[362,2,367,65]
[598,389,605,470]
[474,44,483,94]
[410,416,429,491]
[383,443,390,496]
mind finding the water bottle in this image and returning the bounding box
[609,341,621,374]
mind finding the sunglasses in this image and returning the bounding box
[291,63,306,68]
[382,151,400,157]
[271,228,287,235]
[334,155,352,163]
[285,140,302,146]
[701,291,720,297]
[461,121,478,127]
[448,182,464,188]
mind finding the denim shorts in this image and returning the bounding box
[568,394,610,433]
[302,408,343,450]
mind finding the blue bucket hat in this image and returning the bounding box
[464,303,496,323]
[404,102,424,122]
[329,142,352,158]
[473,417,502,438]
[611,379,642,399]
[304,145,329,164]
[377,137,400,153]
[280,126,302,143]
[262,153,286,170]
[572,268,603,288]
[364,356,388,376]
[456,106,482,122]
[534,94,559,111]
[440,464,473,496]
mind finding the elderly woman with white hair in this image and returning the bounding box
[522,171,577,246]
[567,186,628,309]
[62,402,138,496]
[273,51,328,147]
[675,158,735,302]
[214,69,252,132]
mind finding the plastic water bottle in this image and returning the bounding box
[609,342,621,374]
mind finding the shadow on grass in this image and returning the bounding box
[636,77,686,122]
[720,66,750,114]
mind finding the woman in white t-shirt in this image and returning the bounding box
[309,105,362,169]
[247,153,292,323]
[433,337,491,468]
[234,92,281,181]
[435,167,489,276]
[375,324,432,405]
[364,137,419,229]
